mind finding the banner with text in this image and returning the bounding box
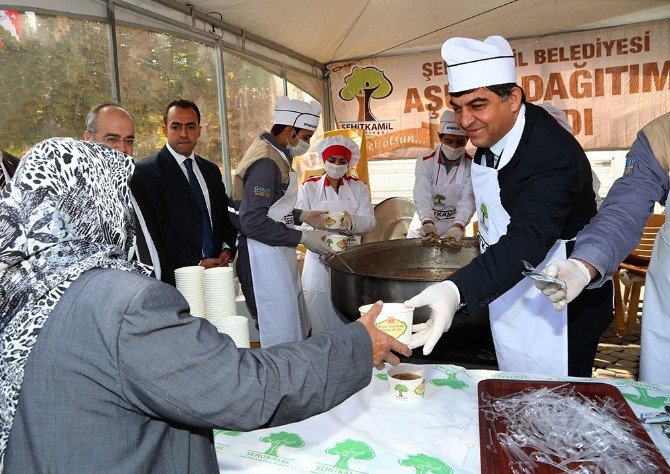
[328,20,670,160]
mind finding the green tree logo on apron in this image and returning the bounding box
[480,202,489,230]
[433,194,446,206]
[325,439,375,470]
[259,431,304,457]
[399,453,453,473]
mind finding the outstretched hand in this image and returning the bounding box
[357,301,412,369]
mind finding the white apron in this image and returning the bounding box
[639,211,670,384]
[247,144,310,347]
[302,180,358,333]
[408,161,467,238]
[471,160,569,376]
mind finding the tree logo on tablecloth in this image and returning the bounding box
[319,438,375,472]
[430,365,469,390]
[399,453,453,474]
[622,386,669,408]
[243,431,305,467]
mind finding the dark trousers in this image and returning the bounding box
[235,246,258,320]
[567,279,614,377]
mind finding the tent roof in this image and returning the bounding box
[181,0,670,65]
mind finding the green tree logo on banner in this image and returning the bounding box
[339,66,393,122]
[259,432,305,457]
[325,439,375,470]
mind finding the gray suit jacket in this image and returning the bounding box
[5,269,372,472]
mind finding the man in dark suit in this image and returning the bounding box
[132,99,237,286]
[406,35,612,378]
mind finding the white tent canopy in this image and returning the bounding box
[171,0,670,65]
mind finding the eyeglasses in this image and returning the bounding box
[89,132,136,148]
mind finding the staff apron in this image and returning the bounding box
[471,160,569,376]
[408,159,467,238]
[247,144,310,347]
[638,206,670,384]
[302,179,358,333]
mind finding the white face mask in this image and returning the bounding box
[324,162,348,180]
[288,136,310,156]
[441,143,465,161]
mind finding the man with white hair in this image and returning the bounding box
[234,96,333,347]
[406,36,612,377]
[84,102,136,156]
[407,109,475,249]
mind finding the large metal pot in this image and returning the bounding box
[323,237,497,367]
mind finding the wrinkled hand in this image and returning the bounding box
[200,257,223,269]
[533,258,592,311]
[218,249,232,266]
[404,280,459,355]
[300,209,328,230]
[341,210,354,233]
[300,230,335,256]
[357,301,412,369]
[420,221,439,242]
[443,226,464,250]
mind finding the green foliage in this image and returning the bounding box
[399,453,452,474]
[260,431,304,457]
[325,439,375,470]
[339,66,392,100]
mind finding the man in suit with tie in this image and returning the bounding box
[132,99,237,286]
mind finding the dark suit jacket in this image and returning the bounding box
[449,103,598,312]
[131,146,237,286]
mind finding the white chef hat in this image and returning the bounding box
[439,109,465,136]
[538,102,573,134]
[316,135,361,168]
[274,96,322,131]
[441,35,516,93]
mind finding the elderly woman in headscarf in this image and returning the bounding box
[0,138,408,472]
[296,135,376,333]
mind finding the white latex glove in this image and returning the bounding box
[420,221,439,242]
[300,230,335,255]
[404,280,460,355]
[300,210,328,230]
[443,226,464,249]
[341,210,354,233]
[533,258,591,311]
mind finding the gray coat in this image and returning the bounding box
[5,269,372,472]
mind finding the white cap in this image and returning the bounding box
[441,35,516,93]
[439,109,465,136]
[274,96,321,131]
[538,102,573,133]
[316,135,361,168]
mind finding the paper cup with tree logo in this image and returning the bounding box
[326,234,348,252]
[358,302,413,344]
[324,211,345,230]
[387,363,425,401]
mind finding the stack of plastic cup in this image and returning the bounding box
[211,316,251,348]
[174,266,206,317]
[203,267,237,323]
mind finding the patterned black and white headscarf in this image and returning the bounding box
[0,138,150,467]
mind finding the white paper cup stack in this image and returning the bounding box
[211,315,251,348]
[203,267,237,321]
[174,266,206,317]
